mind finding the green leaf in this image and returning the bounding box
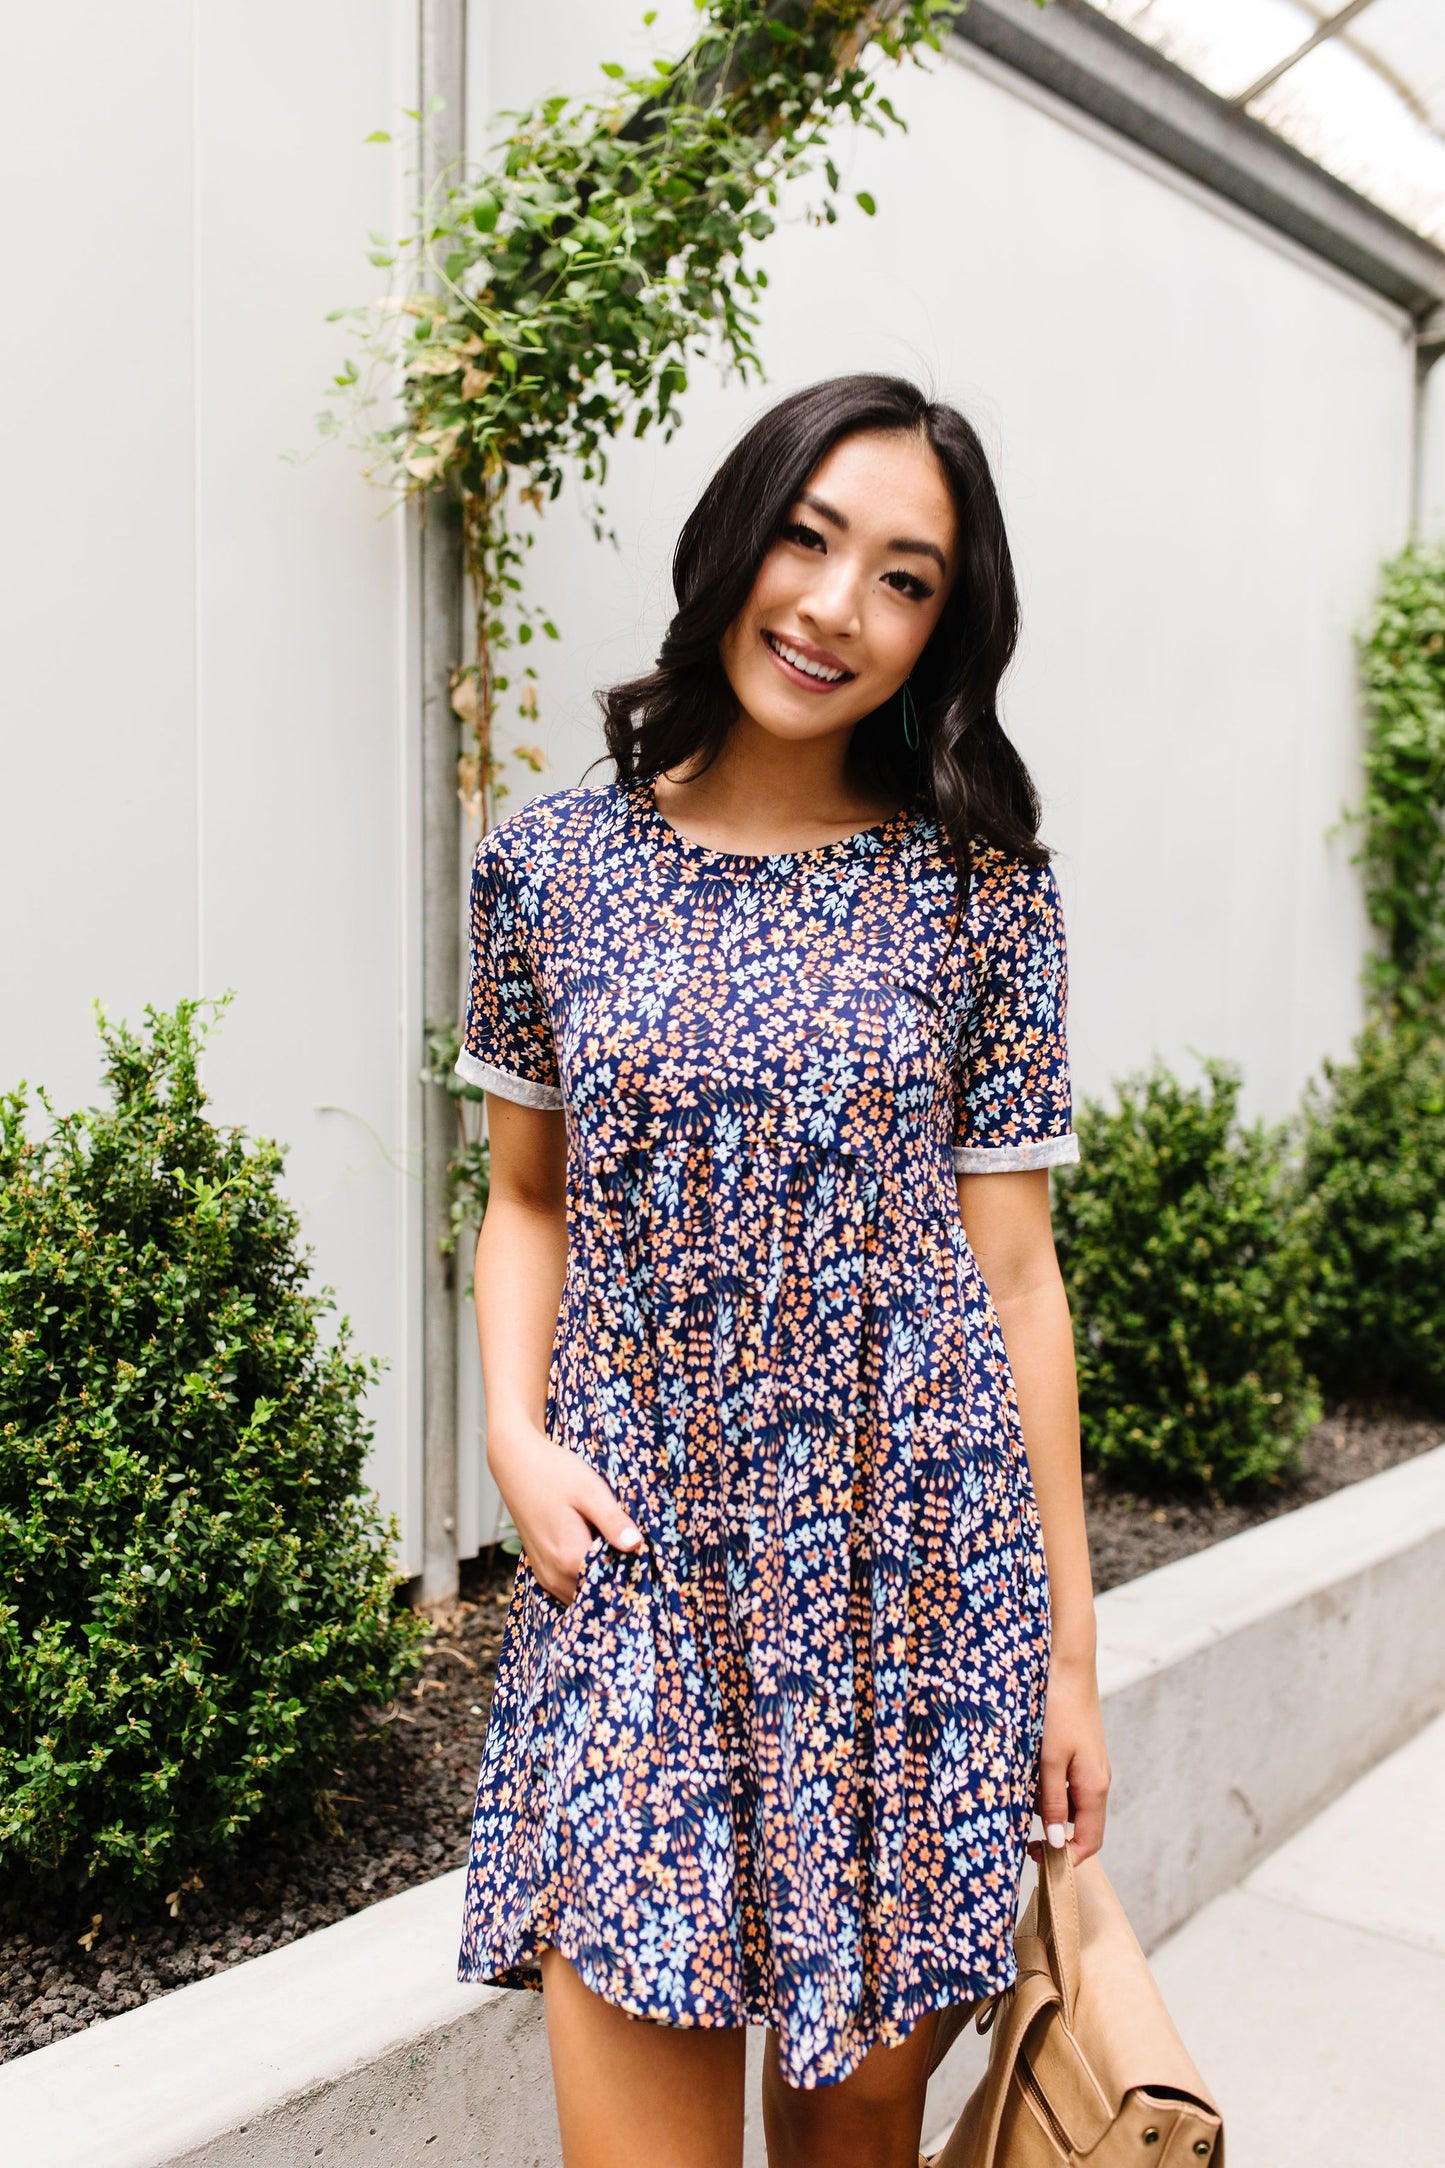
[855,191,877,217]
[363,129,392,144]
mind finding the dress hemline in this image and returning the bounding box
[456,1928,1017,2092]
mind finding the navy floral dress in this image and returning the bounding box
[454,773,1078,2090]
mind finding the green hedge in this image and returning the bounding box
[0,999,426,1914]
[1354,542,1445,1020]
[1298,1017,1445,1411]
[1051,1058,1320,1499]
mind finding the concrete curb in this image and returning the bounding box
[1,1868,549,2168]
[6,1445,1444,2168]
[1095,1442,1445,1951]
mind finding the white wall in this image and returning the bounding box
[0,3,425,1567]
[0,1,1421,1573]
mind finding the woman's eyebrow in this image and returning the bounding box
[796,490,947,575]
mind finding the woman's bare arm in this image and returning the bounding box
[475,1095,641,1604]
[956,1166,1111,1861]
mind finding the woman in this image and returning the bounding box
[455,373,1110,2168]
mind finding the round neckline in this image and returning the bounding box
[625,772,919,870]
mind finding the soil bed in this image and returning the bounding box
[1083,1399,1439,1592]
[2,1398,1437,2066]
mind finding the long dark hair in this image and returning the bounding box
[595,373,1048,916]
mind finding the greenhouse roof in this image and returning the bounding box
[953,0,1445,320]
[1090,0,1445,248]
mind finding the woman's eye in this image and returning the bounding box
[884,568,935,601]
[778,521,934,600]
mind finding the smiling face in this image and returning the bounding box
[718,427,957,751]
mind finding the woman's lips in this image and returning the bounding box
[762,628,856,691]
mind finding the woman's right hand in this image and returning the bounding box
[490,1424,643,1606]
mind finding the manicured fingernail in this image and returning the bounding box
[618,1524,642,1549]
[1046,1823,1067,1848]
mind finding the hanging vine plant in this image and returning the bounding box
[323,0,978,834]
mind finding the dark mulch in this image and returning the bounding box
[0,1550,515,2067]
[2,1398,1439,2064]
[1085,1398,1441,1592]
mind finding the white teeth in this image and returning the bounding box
[768,634,846,684]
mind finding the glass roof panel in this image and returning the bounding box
[1254,27,1445,245]
[1091,0,1445,250]
[1096,0,1312,102]
[1333,0,1445,133]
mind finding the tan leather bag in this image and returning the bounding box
[922,1841,1224,2167]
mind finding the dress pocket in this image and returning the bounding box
[527,1526,611,1617]
[520,1530,620,1780]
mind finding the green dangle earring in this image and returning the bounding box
[899,678,920,752]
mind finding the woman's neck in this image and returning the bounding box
[654,720,901,856]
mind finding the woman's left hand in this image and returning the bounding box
[1030,1652,1111,1865]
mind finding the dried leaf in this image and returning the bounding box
[404,347,466,378]
[416,423,464,460]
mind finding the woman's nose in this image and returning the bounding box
[799,563,862,640]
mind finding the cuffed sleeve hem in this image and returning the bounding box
[455,1048,565,1109]
[951,1131,1080,1174]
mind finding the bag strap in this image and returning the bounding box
[1034,1839,1082,2027]
[958,1850,1078,2167]
[968,1948,1060,2168]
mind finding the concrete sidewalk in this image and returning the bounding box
[1148,1709,1445,2167]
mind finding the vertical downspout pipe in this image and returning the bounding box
[416,0,467,1615]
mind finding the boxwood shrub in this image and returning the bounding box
[0,999,427,1916]
[1050,1057,1320,1499]
[1297,1016,1445,1410]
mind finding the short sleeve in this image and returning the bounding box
[455,829,564,1110]
[951,854,1080,1174]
